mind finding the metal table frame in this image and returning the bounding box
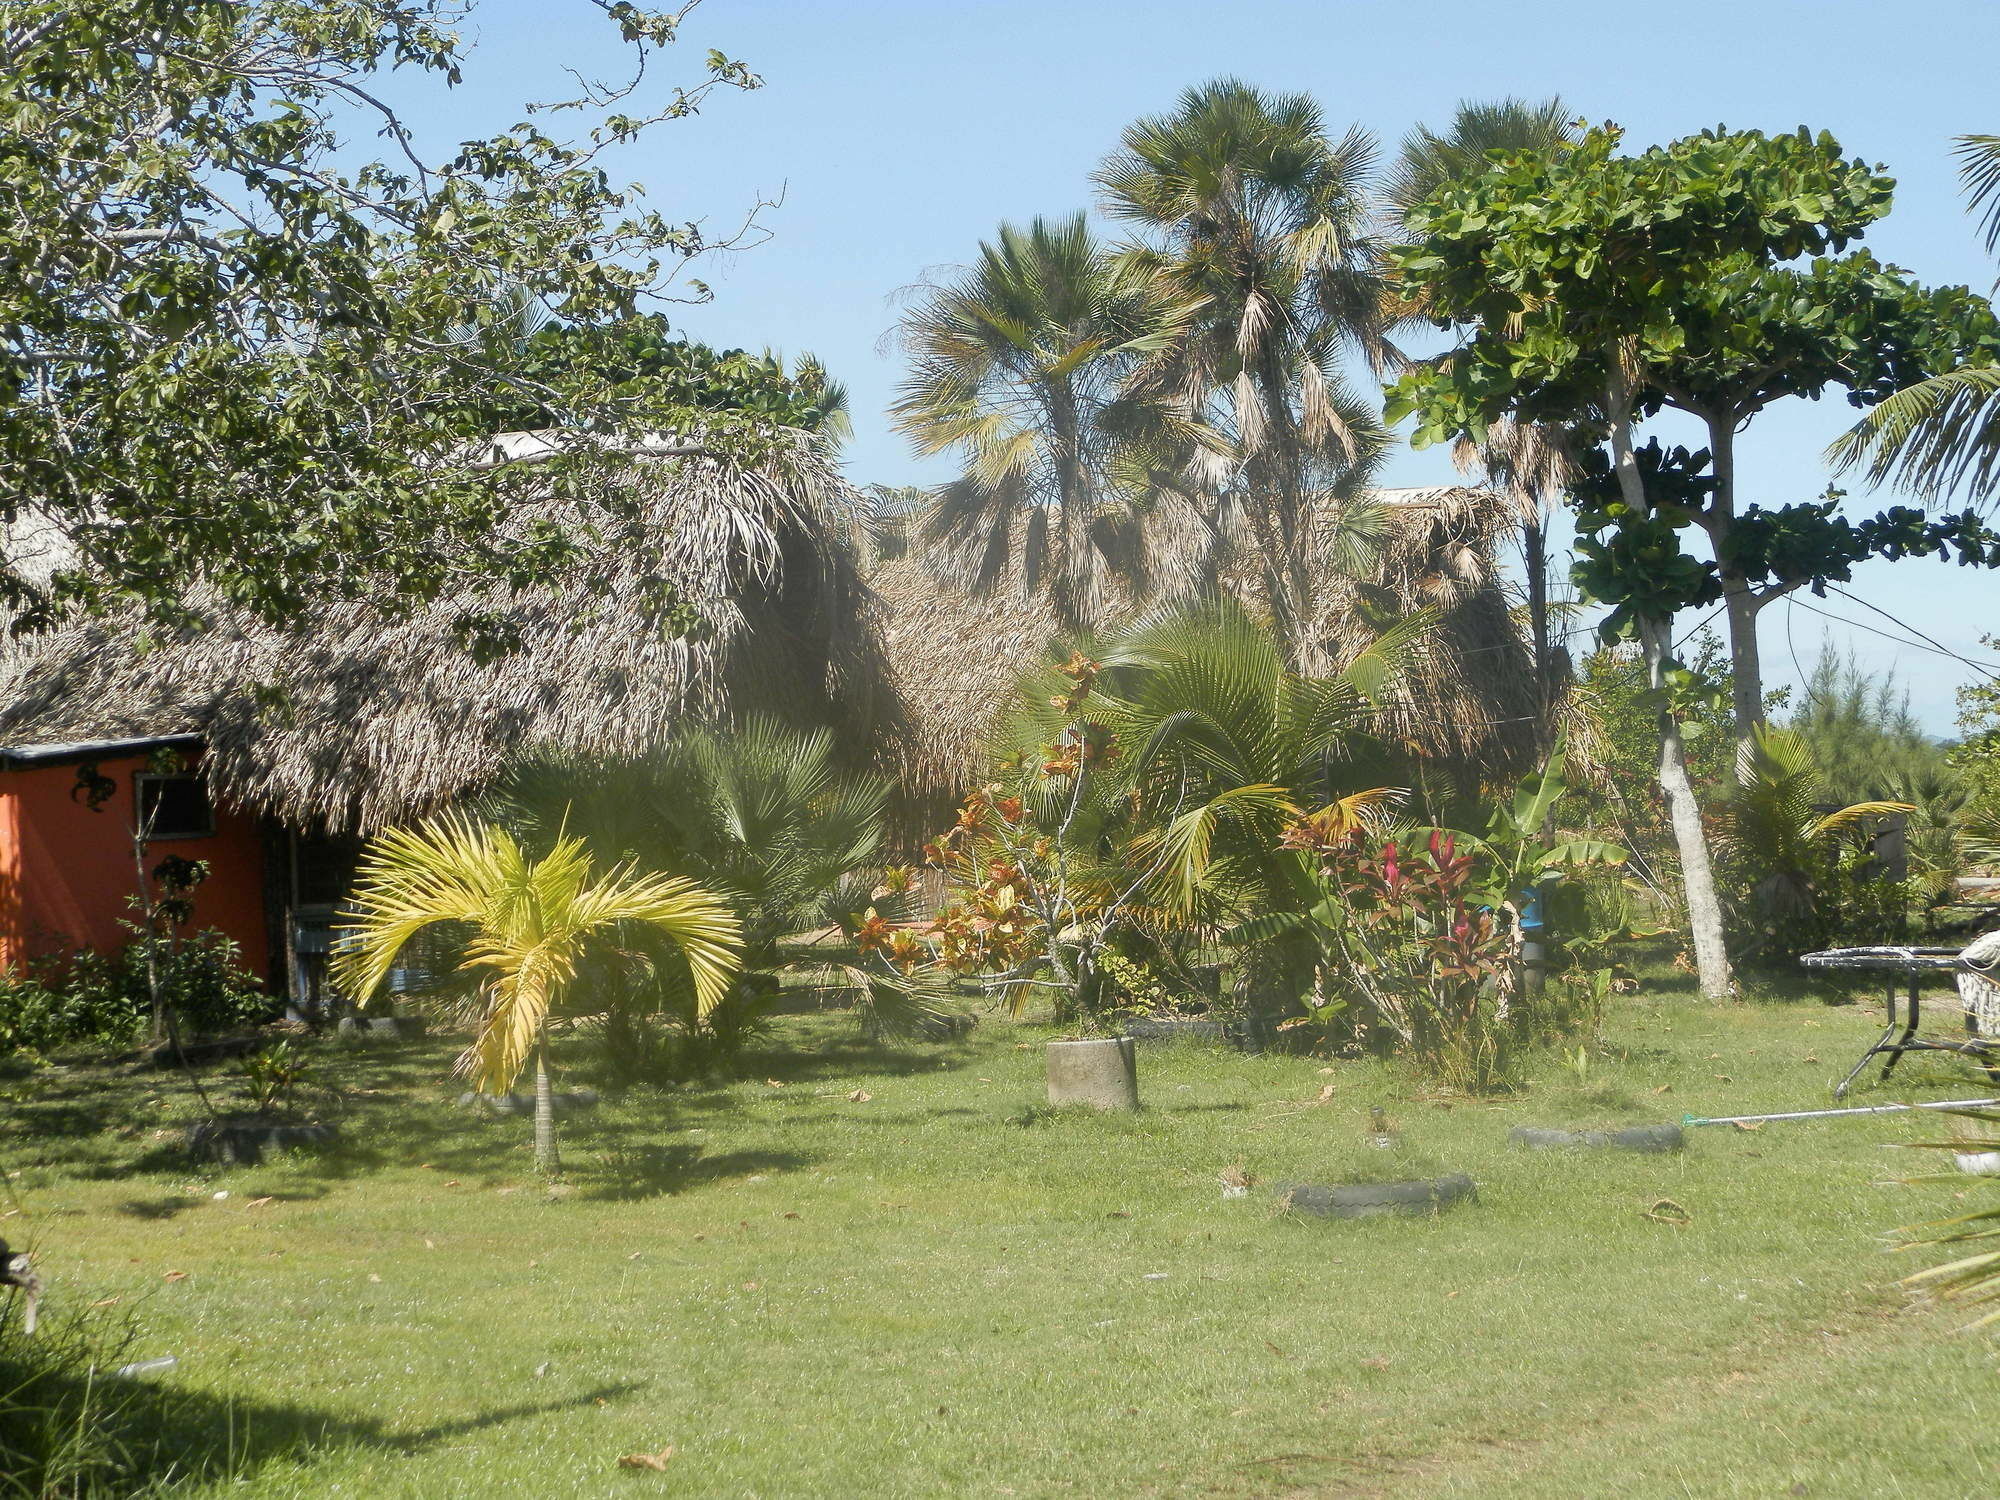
[1801,946,2000,1099]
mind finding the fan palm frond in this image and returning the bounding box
[1385,97,1577,226]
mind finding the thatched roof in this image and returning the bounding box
[0,435,897,833]
[871,486,1543,799]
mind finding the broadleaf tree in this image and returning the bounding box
[1386,122,1909,998]
[2,0,780,635]
[1601,249,2000,759]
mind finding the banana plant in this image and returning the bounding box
[1449,739,1629,917]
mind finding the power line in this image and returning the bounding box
[1672,606,1726,652]
[1782,594,1831,714]
[1787,593,2000,686]
[1823,584,2000,685]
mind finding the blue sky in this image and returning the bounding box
[401,0,2000,732]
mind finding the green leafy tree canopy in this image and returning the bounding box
[2,1,778,633]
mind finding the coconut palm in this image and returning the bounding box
[1900,1156,2000,1327]
[1096,79,1390,664]
[1387,99,1582,719]
[335,814,741,1174]
[1831,135,2000,505]
[889,214,1199,629]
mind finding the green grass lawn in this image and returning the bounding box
[4,978,1998,1498]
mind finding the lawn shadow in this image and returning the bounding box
[118,1186,329,1220]
[386,1381,648,1452]
[115,1195,209,1221]
[6,1019,980,1192]
[577,1144,810,1202]
[2,1314,647,1494]
[728,1028,984,1086]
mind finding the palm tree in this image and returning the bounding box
[500,718,883,974]
[1382,97,1578,234]
[495,717,956,1049]
[985,599,1424,1015]
[1386,99,1582,721]
[1718,727,1915,962]
[1096,79,1390,665]
[789,351,853,453]
[335,814,741,1174]
[1831,135,2000,504]
[889,214,1197,629]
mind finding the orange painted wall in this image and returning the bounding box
[0,754,270,980]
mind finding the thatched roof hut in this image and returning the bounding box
[0,434,896,833]
[871,485,1543,803]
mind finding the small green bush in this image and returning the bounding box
[0,928,271,1055]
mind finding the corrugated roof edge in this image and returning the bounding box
[0,732,203,768]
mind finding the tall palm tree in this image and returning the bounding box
[1386,99,1582,723]
[889,214,1197,629]
[335,814,741,1175]
[1096,79,1390,665]
[1831,135,2000,506]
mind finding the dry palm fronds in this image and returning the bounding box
[869,484,1542,802]
[0,433,900,833]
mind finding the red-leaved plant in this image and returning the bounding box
[1280,821,1519,1091]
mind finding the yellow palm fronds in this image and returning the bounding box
[334,813,741,1095]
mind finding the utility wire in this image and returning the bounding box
[1823,584,2000,685]
[1788,594,2000,686]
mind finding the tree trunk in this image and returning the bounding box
[130,827,167,1046]
[1051,396,1098,631]
[1719,576,1766,773]
[1639,615,1736,999]
[1605,367,1734,1000]
[1254,353,1316,671]
[1524,515,1552,733]
[532,1033,561,1177]
[1702,417,1765,776]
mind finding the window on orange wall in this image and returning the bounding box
[134,773,215,840]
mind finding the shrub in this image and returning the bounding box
[0,928,271,1055]
[233,1039,315,1117]
[1715,728,1923,968]
[1284,829,1521,1092]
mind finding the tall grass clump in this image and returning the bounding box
[0,1297,216,1498]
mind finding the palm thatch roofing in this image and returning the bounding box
[870,486,1543,801]
[0,434,897,833]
